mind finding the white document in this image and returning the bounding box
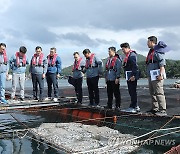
[150,69,166,81]
[125,71,132,81]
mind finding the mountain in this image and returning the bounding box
[62,65,73,76]
[61,51,180,78]
[116,49,146,62]
[101,49,146,64]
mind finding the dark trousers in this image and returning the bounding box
[46,73,59,98]
[32,74,44,100]
[74,78,83,103]
[87,76,99,105]
[107,81,121,108]
[127,80,137,108]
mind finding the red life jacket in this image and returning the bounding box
[32,53,44,66]
[72,57,82,71]
[123,50,133,64]
[1,50,8,64]
[106,56,118,70]
[16,52,26,66]
[146,49,155,64]
[85,53,95,68]
[48,54,58,66]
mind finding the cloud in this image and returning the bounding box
[159,30,180,60]
[1,0,180,66]
[132,28,180,60]
[57,32,117,47]
[0,0,12,13]
[133,38,147,52]
[24,26,58,44]
[159,30,180,50]
[3,0,180,31]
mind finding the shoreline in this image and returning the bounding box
[5,78,179,89]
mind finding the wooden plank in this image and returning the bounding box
[0,101,61,111]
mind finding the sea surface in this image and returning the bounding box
[5,78,179,89]
[0,78,179,154]
[0,110,179,154]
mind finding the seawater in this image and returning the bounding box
[5,78,178,89]
[1,78,179,153]
[0,110,179,154]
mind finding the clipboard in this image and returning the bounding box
[150,69,166,81]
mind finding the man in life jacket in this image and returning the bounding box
[120,43,140,113]
[146,36,168,116]
[29,46,47,102]
[0,43,9,104]
[105,47,122,110]
[9,46,29,101]
[83,49,103,106]
[45,47,61,102]
[71,52,85,104]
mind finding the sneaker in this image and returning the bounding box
[104,105,112,109]
[146,109,158,114]
[122,108,137,113]
[1,99,8,104]
[115,107,121,112]
[11,97,16,101]
[45,97,51,101]
[53,98,58,102]
[88,103,94,107]
[135,106,141,112]
[93,104,100,108]
[33,97,38,100]
[38,99,44,102]
[19,98,24,101]
[77,102,82,105]
[155,110,167,116]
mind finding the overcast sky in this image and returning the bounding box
[1,0,180,67]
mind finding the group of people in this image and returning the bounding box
[0,35,169,116]
[69,36,169,116]
[0,45,62,104]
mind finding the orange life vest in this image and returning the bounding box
[32,53,44,66]
[72,57,82,71]
[15,52,26,66]
[47,54,58,66]
[106,56,118,70]
[1,50,8,64]
[85,53,95,69]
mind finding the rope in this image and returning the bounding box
[1,108,153,135]
[148,116,176,139]
[15,130,29,139]
[128,126,180,141]
[1,105,178,135]
[128,115,178,153]
[16,130,72,153]
[96,129,180,154]
[9,113,72,153]
[0,121,65,152]
[0,110,179,154]
[142,129,180,142]
[3,106,177,133]
[76,126,180,154]
[7,112,152,153]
